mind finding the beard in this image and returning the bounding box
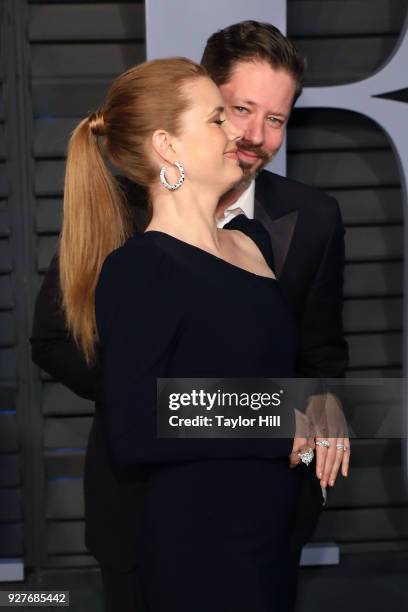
[237,140,274,183]
[218,142,275,210]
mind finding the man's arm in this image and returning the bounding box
[295,198,350,495]
[30,253,98,401]
[297,197,349,379]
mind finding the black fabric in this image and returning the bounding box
[100,564,147,612]
[83,414,149,572]
[31,252,99,400]
[95,229,302,610]
[139,458,303,612]
[95,229,297,465]
[30,169,348,572]
[254,171,349,379]
[226,214,276,274]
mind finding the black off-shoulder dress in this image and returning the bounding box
[95,220,304,612]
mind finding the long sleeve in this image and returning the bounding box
[96,237,290,466]
[296,197,349,379]
[30,253,98,400]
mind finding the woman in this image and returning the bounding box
[59,58,340,611]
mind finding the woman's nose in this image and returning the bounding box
[222,119,243,143]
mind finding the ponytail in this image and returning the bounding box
[59,113,132,364]
[59,58,208,364]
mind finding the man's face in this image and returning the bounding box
[219,60,296,178]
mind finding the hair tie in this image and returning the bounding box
[88,110,105,136]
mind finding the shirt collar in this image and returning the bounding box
[223,180,255,219]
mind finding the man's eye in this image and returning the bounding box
[234,106,249,114]
[268,117,283,126]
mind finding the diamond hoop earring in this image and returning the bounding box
[159,161,185,191]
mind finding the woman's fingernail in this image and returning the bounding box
[329,479,334,486]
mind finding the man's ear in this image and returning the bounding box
[151,129,179,165]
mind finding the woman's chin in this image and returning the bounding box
[230,165,244,185]
[226,160,244,178]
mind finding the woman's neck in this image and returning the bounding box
[146,184,224,250]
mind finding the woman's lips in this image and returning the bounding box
[224,150,239,160]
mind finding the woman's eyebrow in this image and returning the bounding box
[207,106,225,118]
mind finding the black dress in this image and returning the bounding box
[95,222,303,612]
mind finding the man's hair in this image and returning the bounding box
[201,20,306,104]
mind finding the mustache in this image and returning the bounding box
[237,140,270,162]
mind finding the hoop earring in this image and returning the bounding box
[159,161,185,191]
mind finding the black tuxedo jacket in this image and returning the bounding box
[30,170,348,571]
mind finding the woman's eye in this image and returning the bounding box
[214,119,226,125]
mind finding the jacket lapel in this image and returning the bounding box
[254,197,298,279]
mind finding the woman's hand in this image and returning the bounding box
[315,435,350,488]
[289,409,315,468]
[289,398,351,489]
[306,393,351,488]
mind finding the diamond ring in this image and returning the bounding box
[298,448,314,466]
[316,440,331,448]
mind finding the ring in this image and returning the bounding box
[316,440,331,448]
[336,444,350,452]
[297,448,314,466]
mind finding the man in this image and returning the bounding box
[31,20,348,611]
[202,17,349,559]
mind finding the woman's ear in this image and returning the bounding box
[151,130,179,165]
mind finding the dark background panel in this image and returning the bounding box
[288,0,407,86]
[31,43,145,78]
[344,262,403,297]
[343,298,402,333]
[45,450,85,479]
[42,383,94,416]
[0,523,23,556]
[0,454,21,487]
[29,2,145,41]
[288,0,406,36]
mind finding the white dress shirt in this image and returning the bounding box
[216,181,255,228]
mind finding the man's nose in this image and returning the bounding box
[245,116,265,146]
[223,119,243,143]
